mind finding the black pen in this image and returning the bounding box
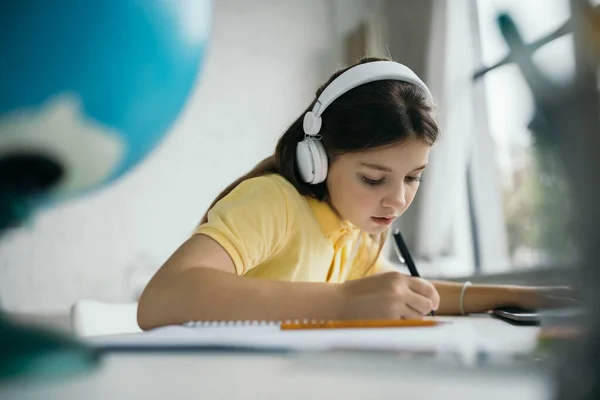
[391,228,436,317]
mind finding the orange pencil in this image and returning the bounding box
[280,319,444,330]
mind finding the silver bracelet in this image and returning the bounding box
[460,281,472,316]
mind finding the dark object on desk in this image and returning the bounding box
[392,229,435,317]
[0,314,100,380]
[490,307,540,326]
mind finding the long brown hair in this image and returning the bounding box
[199,57,439,273]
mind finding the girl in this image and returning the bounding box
[138,57,566,330]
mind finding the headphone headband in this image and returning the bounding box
[303,61,432,136]
[296,61,432,185]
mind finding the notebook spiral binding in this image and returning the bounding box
[183,319,325,328]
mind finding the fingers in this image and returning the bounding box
[542,294,582,309]
[398,305,425,319]
[547,287,580,300]
[343,272,441,319]
[531,287,582,309]
[405,291,436,315]
[407,277,440,311]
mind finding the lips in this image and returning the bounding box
[371,216,396,225]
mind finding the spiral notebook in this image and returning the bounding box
[86,318,494,353]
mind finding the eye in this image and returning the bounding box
[406,176,423,184]
[361,176,386,186]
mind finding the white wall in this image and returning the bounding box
[0,0,348,313]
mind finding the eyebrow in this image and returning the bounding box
[360,162,428,173]
[360,162,393,172]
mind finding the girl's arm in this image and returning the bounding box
[138,234,441,329]
[374,263,574,315]
[432,281,525,315]
[137,234,343,330]
[432,280,576,315]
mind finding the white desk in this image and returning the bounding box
[0,315,550,400]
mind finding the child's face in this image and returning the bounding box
[326,138,431,235]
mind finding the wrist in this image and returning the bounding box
[458,283,528,315]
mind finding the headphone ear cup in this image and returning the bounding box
[295,139,328,184]
[311,140,328,184]
[296,109,328,185]
[295,139,316,184]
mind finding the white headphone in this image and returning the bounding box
[295,61,433,185]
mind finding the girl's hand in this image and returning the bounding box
[515,286,580,310]
[338,271,440,319]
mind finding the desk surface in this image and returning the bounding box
[0,315,550,400]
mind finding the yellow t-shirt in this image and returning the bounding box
[195,174,386,283]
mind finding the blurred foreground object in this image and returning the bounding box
[0,0,211,228]
[0,0,211,382]
[474,1,599,398]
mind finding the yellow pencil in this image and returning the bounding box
[280,319,444,330]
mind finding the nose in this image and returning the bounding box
[381,182,407,210]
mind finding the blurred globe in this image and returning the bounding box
[0,0,211,217]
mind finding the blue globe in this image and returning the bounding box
[0,1,212,379]
[0,0,211,210]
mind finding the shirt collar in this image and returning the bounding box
[306,197,359,240]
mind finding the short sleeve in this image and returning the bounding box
[346,233,391,280]
[195,176,289,275]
